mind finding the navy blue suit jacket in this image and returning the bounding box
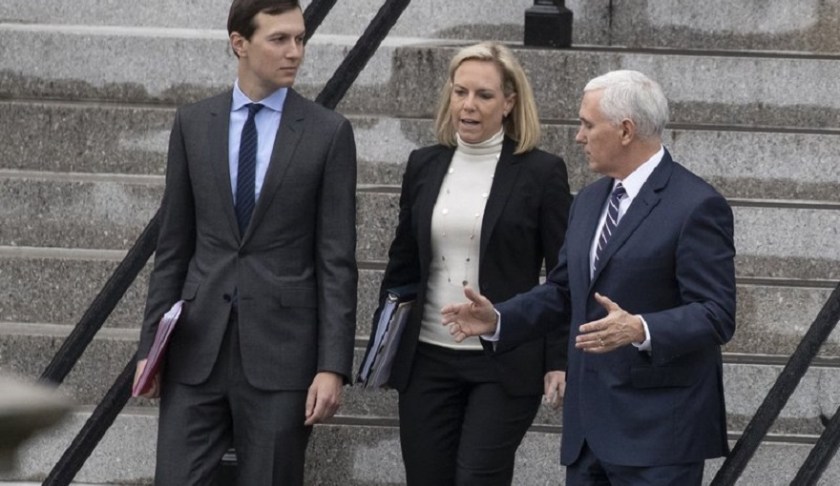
[496,150,736,466]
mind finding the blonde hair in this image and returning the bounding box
[434,42,541,154]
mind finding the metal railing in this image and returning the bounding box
[38,1,411,484]
[711,281,840,485]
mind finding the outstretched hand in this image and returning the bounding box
[575,292,645,353]
[441,285,498,342]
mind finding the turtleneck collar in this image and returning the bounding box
[456,129,505,157]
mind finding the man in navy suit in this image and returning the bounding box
[442,70,736,485]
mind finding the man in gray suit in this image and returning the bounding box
[132,1,358,484]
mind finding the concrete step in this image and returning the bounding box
[0,0,530,41]
[1,409,838,485]
[0,247,150,328]
[4,102,839,202]
[388,45,840,128]
[0,171,837,279]
[2,25,839,128]
[0,323,140,411]
[0,101,171,176]
[567,0,840,54]
[348,119,840,203]
[2,321,840,438]
[0,23,434,114]
[4,0,838,55]
[0,173,160,250]
[0,247,837,356]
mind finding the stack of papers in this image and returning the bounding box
[358,284,417,388]
[132,300,185,397]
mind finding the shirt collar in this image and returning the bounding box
[232,80,288,113]
[614,146,665,198]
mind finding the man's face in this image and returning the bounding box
[235,9,305,92]
[575,89,626,177]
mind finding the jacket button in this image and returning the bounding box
[223,294,232,302]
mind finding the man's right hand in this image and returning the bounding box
[441,285,499,342]
[133,359,161,399]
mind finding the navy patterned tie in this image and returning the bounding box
[235,103,264,235]
[594,182,626,270]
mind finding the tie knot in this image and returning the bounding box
[612,183,626,200]
[246,103,264,118]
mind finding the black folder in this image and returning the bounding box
[357,284,418,388]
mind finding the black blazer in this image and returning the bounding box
[371,137,571,396]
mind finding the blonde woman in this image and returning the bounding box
[366,42,572,485]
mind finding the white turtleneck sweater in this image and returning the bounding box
[419,129,504,350]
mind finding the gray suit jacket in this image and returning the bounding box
[139,89,358,391]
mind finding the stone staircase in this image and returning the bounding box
[1,0,839,484]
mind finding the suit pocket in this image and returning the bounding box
[630,365,696,389]
[279,287,318,308]
[181,281,200,301]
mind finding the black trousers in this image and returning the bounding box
[566,441,704,486]
[398,342,542,486]
[155,312,311,486]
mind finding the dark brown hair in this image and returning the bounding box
[227,0,301,40]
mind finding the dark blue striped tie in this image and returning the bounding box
[235,103,264,236]
[594,182,626,270]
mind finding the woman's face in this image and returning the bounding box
[449,60,515,144]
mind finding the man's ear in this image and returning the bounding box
[230,32,247,58]
[619,118,636,146]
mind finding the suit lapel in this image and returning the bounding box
[479,138,521,261]
[242,89,306,244]
[590,152,674,284]
[416,148,455,270]
[207,91,241,241]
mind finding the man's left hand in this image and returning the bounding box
[304,371,343,426]
[575,293,645,353]
[543,371,566,410]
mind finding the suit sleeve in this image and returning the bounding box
[496,243,572,352]
[495,185,581,352]
[315,117,359,382]
[643,194,737,366]
[539,155,572,372]
[367,151,423,332]
[138,109,196,357]
[378,151,423,297]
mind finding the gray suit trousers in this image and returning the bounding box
[155,312,311,486]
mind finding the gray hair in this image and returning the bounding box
[584,70,669,139]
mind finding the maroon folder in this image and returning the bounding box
[132,300,185,397]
